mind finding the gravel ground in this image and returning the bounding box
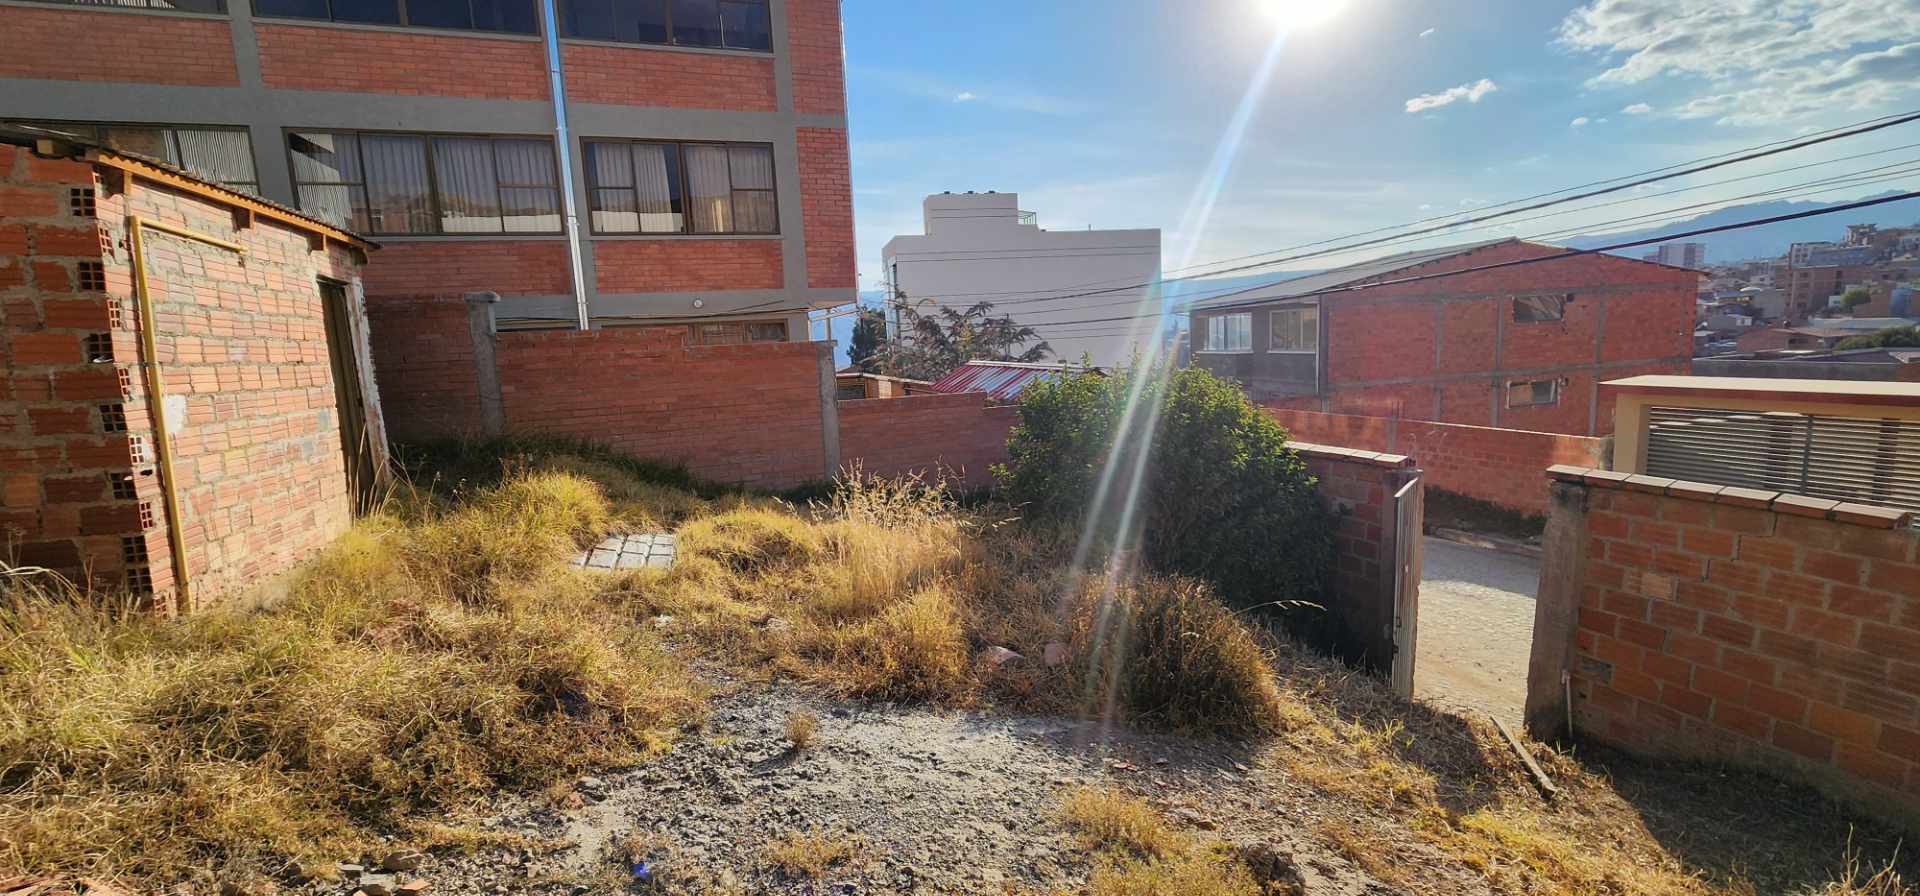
[1413,537,1540,726]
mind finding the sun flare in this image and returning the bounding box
[1262,0,1347,28]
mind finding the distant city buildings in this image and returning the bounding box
[1645,242,1707,269]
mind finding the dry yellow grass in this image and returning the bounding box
[1059,787,1183,858]
[763,829,863,878]
[783,709,818,752]
[1084,851,1264,896]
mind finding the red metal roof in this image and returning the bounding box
[929,361,1087,401]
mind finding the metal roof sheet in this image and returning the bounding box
[929,360,1082,401]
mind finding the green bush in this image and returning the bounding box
[995,365,1333,616]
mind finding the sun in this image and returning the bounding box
[1262,0,1347,28]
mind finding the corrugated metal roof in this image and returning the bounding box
[930,360,1084,401]
[1186,238,1516,311]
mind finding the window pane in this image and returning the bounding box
[719,0,769,49]
[697,323,745,345]
[586,141,634,187]
[360,135,432,234]
[1514,294,1567,322]
[586,142,637,232]
[290,131,362,184]
[747,321,786,342]
[670,0,720,45]
[469,0,536,31]
[493,138,556,186]
[727,144,773,189]
[732,191,777,233]
[254,0,328,18]
[100,127,176,165]
[500,188,560,233]
[173,129,257,190]
[406,0,473,28]
[297,185,367,231]
[591,189,638,233]
[431,137,502,233]
[561,0,614,38]
[611,0,668,42]
[684,145,733,233]
[634,144,684,233]
[329,0,400,23]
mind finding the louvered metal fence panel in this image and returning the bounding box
[1645,406,1920,523]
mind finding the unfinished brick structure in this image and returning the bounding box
[1265,407,1607,517]
[837,392,1019,489]
[1291,444,1422,676]
[1191,239,1697,437]
[1,134,382,612]
[1528,468,1920,826]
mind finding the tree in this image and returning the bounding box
[1840,287,1872,313]
[846,307,887,372]
[883,300,1052,381]
[1835,325,1920,350]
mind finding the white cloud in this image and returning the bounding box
[1418,203,1435,211]
[953,91,978,103]
[1621,102,1653,115]
[1558,0,1920,125]
[1403,78,1499,113]
[1419,27,1436,38]
[1570,116,1590,127]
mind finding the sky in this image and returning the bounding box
[839,0,1920,296]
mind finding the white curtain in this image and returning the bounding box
[684,144,733,233]
[494,138,561,233]
[433,137,503,234]
[361,135,432,234]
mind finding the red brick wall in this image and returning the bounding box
[1266,407,1606,517]
[837,392,1017,489]
[495,328,827,487]
[2,145,367,611]
[1292,442,1416,670]
[797,127,855,290]
[1548,467,1920,825]
[592,239,782,293]
[360,240,573,297]
[561,44,775,110]
[256,23,547,99]
[787,0,847,116]
[363,296,485,442]
[0,6,239,86]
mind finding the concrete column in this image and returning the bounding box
[464,292,506,437]
[1525,479,1591,742]
[815,340,840,480]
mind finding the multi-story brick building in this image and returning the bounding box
[1187,239,1698,437]
[1,0,855,338]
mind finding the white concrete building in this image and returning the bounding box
[881,192,1162,368]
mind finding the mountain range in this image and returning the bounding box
[1562,191,1920,263]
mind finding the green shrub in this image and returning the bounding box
[996,365,1333,616]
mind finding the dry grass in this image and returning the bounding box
[763,829,863,878]
[1808,851,1914,896]
[0,469,701,887]
[1085,850,1264,896]
[1059,787,1182,858]
[783,709,818,752]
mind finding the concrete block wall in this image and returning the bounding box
[1,144,371,610]
[1266,406,1605,517]
[837,392,1019,489]
[1535,467,1920,827]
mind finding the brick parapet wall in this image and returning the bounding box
[1266,407,1605,517]
[561,43,775,110]
[0,6,239,86]
[363,295,486,442]
[1544,465,1920,825]
[257,23,548,99]
[591,239,783,293]
[796,127,855,291]
[837,392,1017,489]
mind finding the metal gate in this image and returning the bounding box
[1645,406,1920,521]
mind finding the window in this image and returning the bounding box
[1204,313,1251,352]
[1513,293,1570,322]
[289,131,561,235]
[7,121,257,194]
[584,140,776,235]
[561,0,769,50]
[8,0,224,12]
[1506,379,1561,408]
[693,320,787,345]
[1269,306,1318,352]
[253,0,535,32]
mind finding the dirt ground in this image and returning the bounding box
[1414,537,1540,726]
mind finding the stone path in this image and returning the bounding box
[1414,536,1540,726]
[573,533,677,570]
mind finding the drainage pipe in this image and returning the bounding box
[538,0,592,330]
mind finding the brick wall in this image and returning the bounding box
[797,127,855,290]
[494,327,827,487]
[1542,467,1920,826]
[256,23,548,99]
[591,239,783,293]
[561,44,775,110]
[837,392,1017,489]
[787,0,847,116]
[363,296,484,442]
[1292,443,1418,671]
[360,240,573,297]
[1266,407,1606,517]
[0,6,239,86]
[1,144,370,611]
